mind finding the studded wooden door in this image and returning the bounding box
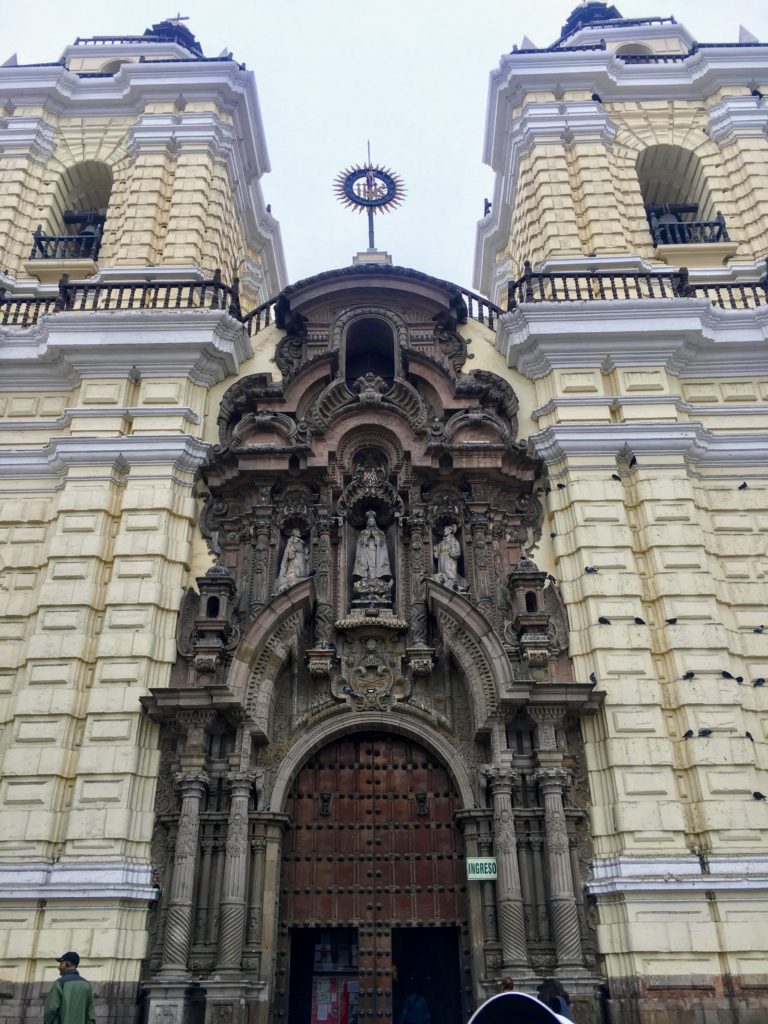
[275,732,468,1024]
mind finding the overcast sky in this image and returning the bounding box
[5,1,768,294]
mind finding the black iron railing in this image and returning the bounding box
[30,225,102,261]
[0,270,240,327]
[5,263,768,332]
[649,212,729,246]
[0,290,57,327]
[507,260,768,311]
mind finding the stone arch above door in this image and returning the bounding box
[269,713,476,811]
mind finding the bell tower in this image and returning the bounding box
[476,6,768,1024]
[475,1,768,300]
[0,19,285,304]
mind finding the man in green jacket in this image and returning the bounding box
[43,952,95,1024]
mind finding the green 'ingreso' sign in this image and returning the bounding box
[466,857,497,880]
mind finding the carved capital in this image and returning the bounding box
[481,765,517,792]
[175,771,208,796]
[225,771,257,799]
[533,767,571,793]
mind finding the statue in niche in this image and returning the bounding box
[275,529,308,593]
[434,524,461,580]
[353,511,392,581]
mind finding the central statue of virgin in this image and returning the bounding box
[353,511,392,581]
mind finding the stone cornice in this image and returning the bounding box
[532,396,768,422]
[0,860,157,901]
[529,423,768,471]
[707,95,768,144]
[496,300,768,378]
[0,434,210,480]
[0,309,251,388]
[587,854,768,896]
[0,116,56,161]
[0,406,202,431]
[485,49,768,167]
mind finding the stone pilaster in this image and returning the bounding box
[159,772,208,976]
[484,767,529,970]
[216,771,256,972]
[477,831,500,947]
[534,767,584,970]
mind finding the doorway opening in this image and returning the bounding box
[288,927,360,1024]
[392,926,462,1024]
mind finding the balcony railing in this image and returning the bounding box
[507,261,768,311]
[30,225,102,261]
[5,263,768,334]
[649,211,730,246]
[1,270,240,328]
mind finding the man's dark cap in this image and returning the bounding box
[56,952,80,966]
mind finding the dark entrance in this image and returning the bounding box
[392,926,462,1024]
[277,733,469,1024]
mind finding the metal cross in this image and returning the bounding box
[167,12,190,25]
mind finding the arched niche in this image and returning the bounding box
[615,41,653,55]
[345,316,396,382]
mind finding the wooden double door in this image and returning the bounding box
[276,733,468,1024]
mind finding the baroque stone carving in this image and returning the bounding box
[330,630,408,711]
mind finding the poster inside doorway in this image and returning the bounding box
[311,976,359,1024]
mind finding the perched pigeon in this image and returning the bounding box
[739,481,748,490]
[698,728,713,737]
[682,671,695,680]
[585,566,599,574]
[634,617,646,625]
[598,616,611,625]
[611,474,621,481]
[683,730,694,740]
[666,618,678,625]
[722,671,734,680]
[746,732,754,742]
[589,672,598,684]
[753,792,767,801]
[754,678,765,687]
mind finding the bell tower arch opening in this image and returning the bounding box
[35,160,113,261]
[636,144,726,246]
[276,731,468,1024]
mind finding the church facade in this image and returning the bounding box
[1,7,767,1024]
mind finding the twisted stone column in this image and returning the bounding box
[484,767,529,968]
[216,771,256,971]
[534,767,584,968]
[160,772,207,974]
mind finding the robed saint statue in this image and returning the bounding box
[353,511,392,581]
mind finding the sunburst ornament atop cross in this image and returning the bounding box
[333,143,405,250]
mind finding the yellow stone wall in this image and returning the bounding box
[506,345,768,985]
[502,91,768,274]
